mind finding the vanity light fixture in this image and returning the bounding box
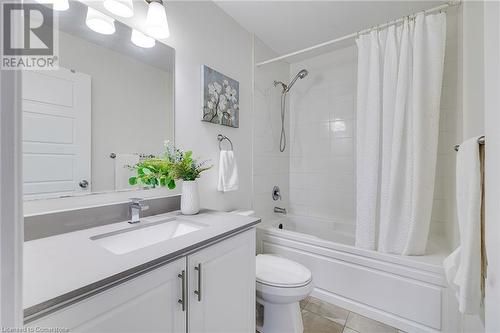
[104,0,134,18]
[86,7,116,35]
[35,0,69,11]
[131,29,155,48]
[145,0,170,39]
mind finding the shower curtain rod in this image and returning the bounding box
[256,1,460,67]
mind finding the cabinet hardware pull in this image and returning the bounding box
[178,270,186,311]
[194,263,202,302]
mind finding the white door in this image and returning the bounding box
[188,229,256,333]
[28,258,187,333]
[22,68,91,199]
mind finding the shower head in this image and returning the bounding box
[274,69,308,153]
[285,69,308,92]
[297,69,309,79]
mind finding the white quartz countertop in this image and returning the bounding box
[24,209,260,313]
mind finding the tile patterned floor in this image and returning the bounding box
[257,296,402,333]
[300,297,402,333]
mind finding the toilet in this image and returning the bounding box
[256,254,313,333]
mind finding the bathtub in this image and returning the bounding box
[257,215,460,333]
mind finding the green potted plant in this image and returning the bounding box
[129,142,211,215]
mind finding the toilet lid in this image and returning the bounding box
[256,254,312,287]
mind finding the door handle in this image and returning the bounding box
[194,263,202,302]
[178,270,185,311]
[79,180,89,189]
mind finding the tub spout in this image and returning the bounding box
[274,206,287,214]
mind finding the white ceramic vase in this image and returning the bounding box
[181,180,200,215]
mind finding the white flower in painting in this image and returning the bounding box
[213,82,222,94]
[219,95,227,110]
[208,83,216,96]
[227,87,237,103]
[204,75,238,126]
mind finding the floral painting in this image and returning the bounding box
[202,65,239,128]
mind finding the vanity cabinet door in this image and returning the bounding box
[28,258,187,333]
[187,229,255,333]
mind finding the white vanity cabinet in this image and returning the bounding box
[29,257,187,332]
[188,229,256,333]
[27,229,255,333]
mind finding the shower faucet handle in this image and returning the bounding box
[272,185,281,201]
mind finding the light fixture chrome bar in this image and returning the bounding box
[256,1,460,67]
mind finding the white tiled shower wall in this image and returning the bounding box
[253,38,291,221]
[284,8,460,248]
[288,46,356,223]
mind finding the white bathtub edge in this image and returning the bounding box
[311,287,441,333]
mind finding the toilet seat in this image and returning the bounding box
[256,254,312,288]
[256,254,313,333]
[257,279,311,288]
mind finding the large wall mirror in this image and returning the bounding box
[22,1,175,200]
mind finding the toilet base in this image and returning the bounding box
[256,297,303,333]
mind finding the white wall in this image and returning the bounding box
[0,66,23,327]
[452,3,487,331]
[462,1,485,139]
[253,38,290,221]
[483,1,500,332]
[288,46,356,223]
[165,1,253,211]
[58,31,173,192]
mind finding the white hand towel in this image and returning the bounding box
[114,153,140,190]
[217,150,238,192]
[443,137,482,314]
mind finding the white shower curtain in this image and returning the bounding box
[355,13,446,255]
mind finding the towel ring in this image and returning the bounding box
[217,134,233,151]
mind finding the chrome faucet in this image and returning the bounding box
[274,206,287,214]
[129,198,149,224]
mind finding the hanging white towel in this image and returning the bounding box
[114,153,140,190]
[217,150,238,192]
[443,137,482,314]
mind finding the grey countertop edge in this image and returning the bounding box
[24,218,261,323]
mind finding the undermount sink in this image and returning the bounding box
[91,217,207,255]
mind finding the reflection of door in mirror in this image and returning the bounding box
[22,1,175,201]
[22,69,91,199]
